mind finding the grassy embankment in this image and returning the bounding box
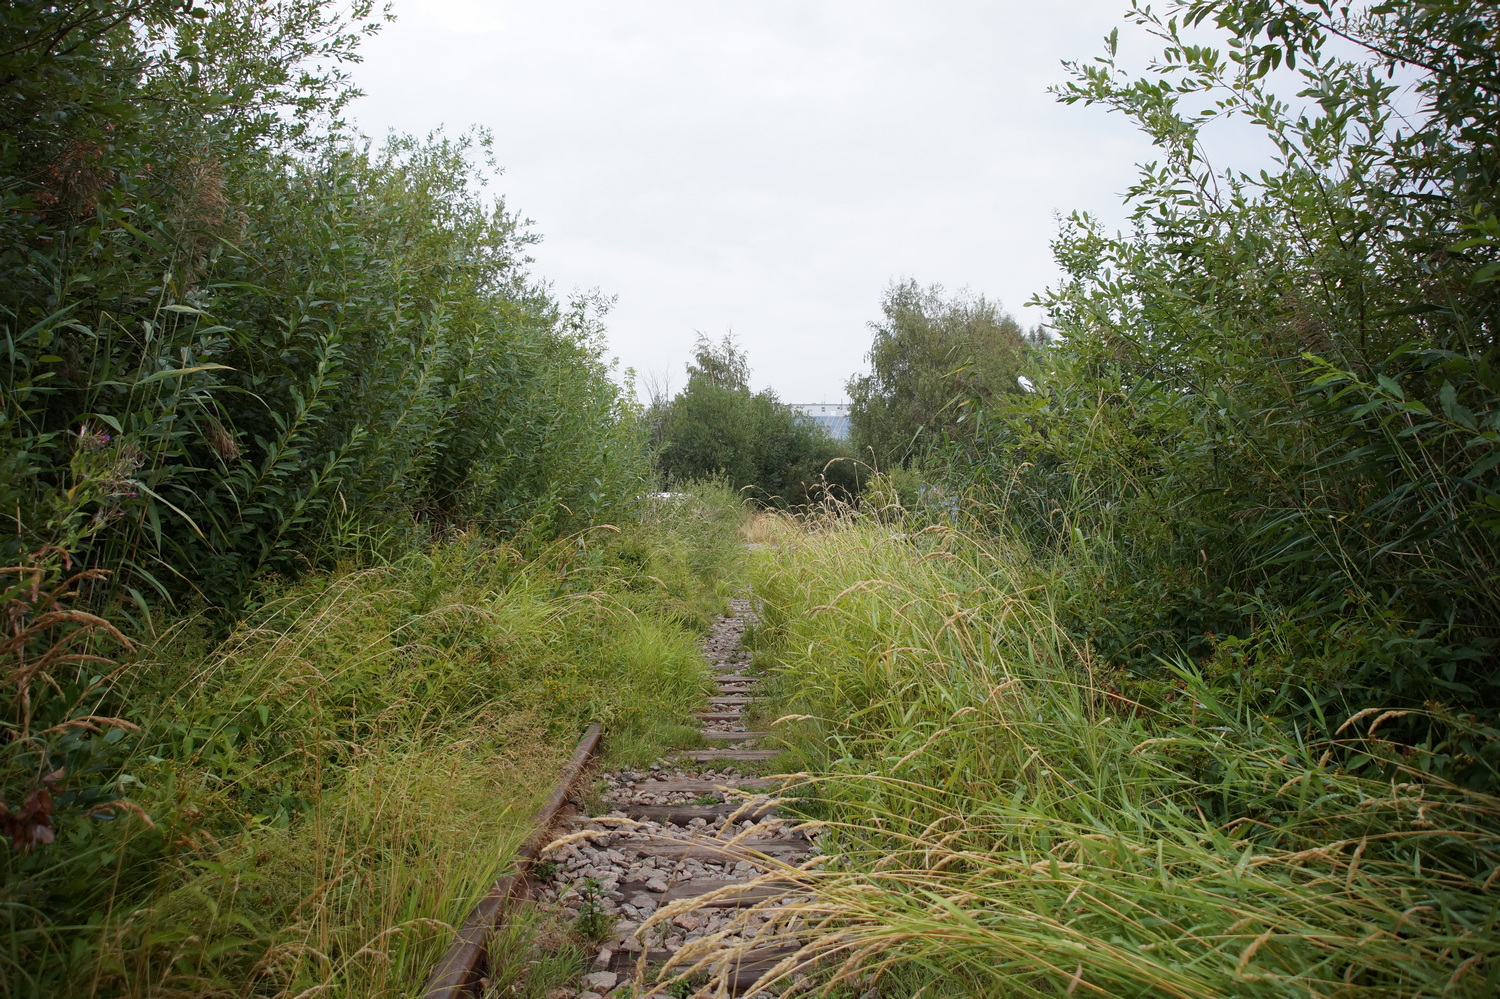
[742,513,1499,999]
[5,489,745,999]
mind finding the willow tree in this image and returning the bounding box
[846,281,1029,470]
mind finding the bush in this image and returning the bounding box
[1,4,648,621]
[939,0,1500,757]
[652,334,856,506]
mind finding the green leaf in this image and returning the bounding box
[133,364,235,386]
[1472,261,1500,284]
[131,481,208,539]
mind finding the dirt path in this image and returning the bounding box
[536,597,814,998]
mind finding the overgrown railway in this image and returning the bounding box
[541,597,816,997]
[426,596,820,998]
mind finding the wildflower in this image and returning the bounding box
[75,423,111,452]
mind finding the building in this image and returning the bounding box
[790,403,852,439]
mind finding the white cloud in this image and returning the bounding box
[351,1,1158,400]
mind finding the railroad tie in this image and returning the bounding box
[537,595,815,997]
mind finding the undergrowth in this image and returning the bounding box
[0,483,746,998]
[737,513,1500,999]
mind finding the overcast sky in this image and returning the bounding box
[350,1,1159,401]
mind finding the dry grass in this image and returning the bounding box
[740,511,793,546]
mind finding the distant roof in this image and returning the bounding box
[790,403,851,439]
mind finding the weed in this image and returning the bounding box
[573,877,615,943]
[664,971,710,998]
[580,780,612,818]
[481,904,585,999]
[2,506,745,996]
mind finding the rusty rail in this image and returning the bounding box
[423,722,604,999]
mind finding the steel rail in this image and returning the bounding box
[422,722,604,999]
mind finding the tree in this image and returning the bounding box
[947,0,1500,741]
[0,1,647,616]
[846,281,1028,469]
[684,331,752,390]
[654,334,854,505]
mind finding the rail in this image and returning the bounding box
[422,722,604,999]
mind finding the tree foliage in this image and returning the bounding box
[1,0,646,622]
[654,334,854,505]
[847,280,1028,470]
[946,0,1500,771]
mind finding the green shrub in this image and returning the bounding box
[938,1,1500,757]
[1,3,648,622]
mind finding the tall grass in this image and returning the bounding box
[2,484,747,998]
[731,515,1500,998]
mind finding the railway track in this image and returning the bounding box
[536,597,815,998]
